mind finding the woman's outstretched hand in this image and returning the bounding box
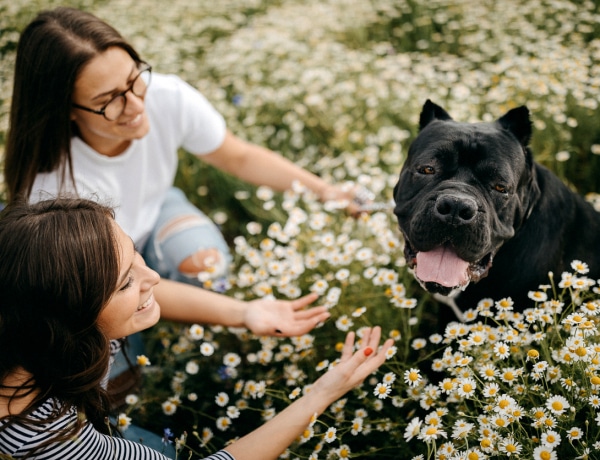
[223,325,394,460]
[310,326,394,400]
[319,183,386,216]
[243,292,330,337]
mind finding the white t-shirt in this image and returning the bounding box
[30,73,227,248]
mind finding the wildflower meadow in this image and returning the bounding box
[2,0,600,459]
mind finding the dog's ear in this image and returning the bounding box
[497,106,532,147]
[516,162,542,228]
[419,100,453,130]
[500,106,539,226]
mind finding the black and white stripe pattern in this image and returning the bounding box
[0,397,235,459]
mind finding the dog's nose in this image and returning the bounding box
[434,194,478,225]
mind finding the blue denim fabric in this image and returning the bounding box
[142,187,232,287]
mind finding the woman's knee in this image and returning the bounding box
[178,248,228,281]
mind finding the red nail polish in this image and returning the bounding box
[364,347,373,356]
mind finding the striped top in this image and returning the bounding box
[0,340,235,459]
[0,398,235,459]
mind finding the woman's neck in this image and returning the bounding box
[73,128,132,157]
[83,136,132,157]
[0,368,38,417]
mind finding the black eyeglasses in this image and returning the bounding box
[72,62,152,121]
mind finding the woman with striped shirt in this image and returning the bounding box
[0,199,393,459]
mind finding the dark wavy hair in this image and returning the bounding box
[4,7,142,203]
[0,198,121,447]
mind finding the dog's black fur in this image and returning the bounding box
[394,100,600,321]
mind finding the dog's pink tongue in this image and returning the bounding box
[416,246,470,287]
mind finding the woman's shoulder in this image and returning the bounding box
[147,72,218,113]
[148,72,200,98]
[0,396,236,459]
[145,73,226,153]
[0,397,164,459]
[0,398,76,454]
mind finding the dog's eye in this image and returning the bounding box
[418,166,435,175]
[494,184,507,193]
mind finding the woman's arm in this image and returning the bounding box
[223,327,394,460]
[200,131,363,213]
[154,279,330,337]
[201,131,331,196]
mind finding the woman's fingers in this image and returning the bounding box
[364,326,383,352]
[290,292,319,310]
[313,327,393,400]
[341,326,389,365]
[340,330,356,361]
[293,306,328,320]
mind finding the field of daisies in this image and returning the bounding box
[2,0,600,459]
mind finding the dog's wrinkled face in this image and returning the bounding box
[394,100,540,296]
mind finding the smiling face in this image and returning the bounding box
[97,220,161,339]
[71,46,150,157]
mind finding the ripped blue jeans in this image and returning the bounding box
[142,187,232,287]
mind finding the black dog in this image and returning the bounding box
[393,100,600,320]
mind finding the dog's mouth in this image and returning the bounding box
[404,240,493,296]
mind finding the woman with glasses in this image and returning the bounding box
[0,198,393,460]
[5,7,367,288]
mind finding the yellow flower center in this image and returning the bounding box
[576,347,588,357]
[498,399,510,409]
[527,349,539,359]
[551,401,564,411]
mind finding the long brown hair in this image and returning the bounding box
[0,198,121,445]
[4,7,142,203]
